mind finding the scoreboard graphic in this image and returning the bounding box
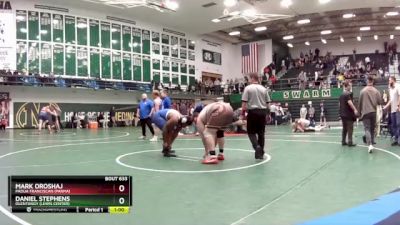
[8,176,132,214]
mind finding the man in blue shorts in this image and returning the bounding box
[152,109,193,157]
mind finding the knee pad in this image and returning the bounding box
[217,130,224,138]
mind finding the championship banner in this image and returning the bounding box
[14,102,136,128]
[0,1,16,70]
[271,88,342,101]
[0,92,11,128]
[228,88,342,107]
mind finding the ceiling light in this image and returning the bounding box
[229,31,240,36]
[357,36,361,41]
[165,0,179,10]
[340,36,344,42]
[386,12,399,16]
[360,26,370,31]
[280,0,292,8]
[224,0,238,7]
[321,30,332,35]
[297,19,310,24]
[396,26,400,30]
[191,40,196,44]
[374,35,378,40]
[287,43,293,48]
[211,18,221,23]
[343,13,355,19]
[254,26,267,32]
[243,9,257,17]
[321,38,327,44]
[390,34,395,39]
[283,35,294,40]
[305,41,310,46]
[319,0,331,4]
[229,11,241,16]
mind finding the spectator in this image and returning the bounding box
[339,80,358,146]
[214,78,221,95]
[0,110,5,131]
[298,71,307,90]
[109,106,116,127]
[161,90,172,110]
[282,102,292,123]
[308,104,315,126]
[234,78,239,93]
[300,104,307,119]
[383,76,400,146]
[270,103,276,125]
[320,101,327,126]
[358,76,382,153]
[97,112,106,128]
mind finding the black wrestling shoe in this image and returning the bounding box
[391,142,398,146]
[342,142,347,146]
[255,146,264,159]
[163,152,177,157]
[161,150,176,153]
[347,143,357,147]
[362,136,366,144]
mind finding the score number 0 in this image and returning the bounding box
[118,185,126,205]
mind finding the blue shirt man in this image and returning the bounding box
[137,93,155,139]
[161,90,172,110]
[139,99,153,119]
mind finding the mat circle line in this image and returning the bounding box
[116,148,271,173]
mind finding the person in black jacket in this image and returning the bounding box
[339,80,359,147]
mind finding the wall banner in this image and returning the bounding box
[13,102,136,128]
[0,1,16,70]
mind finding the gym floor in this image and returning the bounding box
[0,126,400,225]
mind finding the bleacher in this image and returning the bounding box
[0,71,152,93]
[346,53,388,69]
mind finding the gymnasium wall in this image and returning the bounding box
[195,38,273,80]
[290,37,393,57]
[2,0,264,84]
[2,85,141,128]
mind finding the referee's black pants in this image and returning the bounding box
[247,109,267,158]
[140,118,155,137]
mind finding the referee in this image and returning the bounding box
[242,73,271,159]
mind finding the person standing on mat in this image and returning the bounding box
[193,101,234,164]
[339,80,358,147]
[359,76,382,153]
[137,93,155,140]
[109,106,117,127]
[242,73,271,160]
[161,90,172,110]
[149,90,162,142]
[383,76,400,146]
[152,109,193,157]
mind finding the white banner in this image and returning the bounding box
[0,10,16,70]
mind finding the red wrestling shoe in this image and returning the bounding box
[202,156,218,164]
[217,153,225,161]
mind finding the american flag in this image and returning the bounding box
[241,43,258,74]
